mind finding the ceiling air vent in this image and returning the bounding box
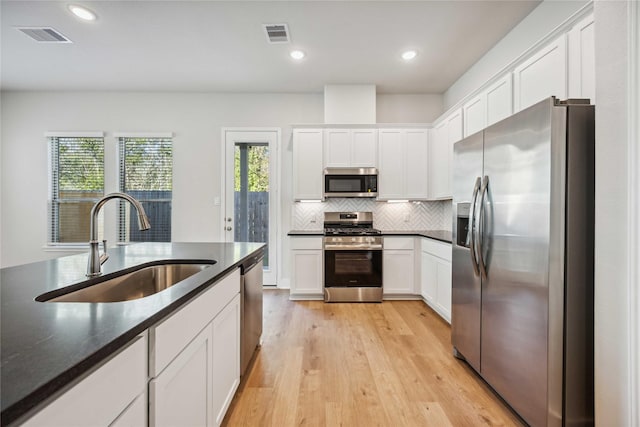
[16,27,72,43]
[263,23,290,44]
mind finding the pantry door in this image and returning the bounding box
[223,129,279,286]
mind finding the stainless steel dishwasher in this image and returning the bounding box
[240,250,264,377]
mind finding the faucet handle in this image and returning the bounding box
[100,240,109,265]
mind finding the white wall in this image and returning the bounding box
[0,91,323,268]
[443,0,589,110]
[593,2,634,424]
[377,94,443,123]
[0,92,442,274]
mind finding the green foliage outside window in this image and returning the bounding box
[234,145,269,192]
[123,138,172,191]
[58,138,104,191]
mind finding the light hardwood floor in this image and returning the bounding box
[223,290,524,426]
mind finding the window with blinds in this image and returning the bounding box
[49,136,104,244]
[118,137,172,242]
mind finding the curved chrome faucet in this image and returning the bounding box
[87,192,151,277]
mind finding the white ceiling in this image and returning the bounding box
[1,1,541,93]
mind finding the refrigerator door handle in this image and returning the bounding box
[478,175,490,279]
[469,177,482,276]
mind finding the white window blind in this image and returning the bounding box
[118,136,172,242]
[49,136,104,244]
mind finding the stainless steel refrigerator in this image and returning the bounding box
[452,97,594,427]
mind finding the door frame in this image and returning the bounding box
[221,127,281,286]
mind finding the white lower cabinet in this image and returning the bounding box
[420,238,452,323]
[149,268,242,427]
[151,324,214,427]
[290,236,323,298]
[110,393,147,427]
[22,335,148,427]
[212,294,241,426]
[383,237,416,296]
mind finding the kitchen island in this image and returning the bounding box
[1,242,265,426]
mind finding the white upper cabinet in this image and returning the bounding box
[463,94,486,138]
[429,109,462,200]
[513,34,567,112]
[405,129,429,199]
[463,73,513,138]
[292,129,323,200]
[378,129,405,199]
[324,128,377,168]
[378,128,428,200]
[485,73,513,127]
[568,14,595,103]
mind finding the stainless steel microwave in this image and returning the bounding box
[323,167,378,198]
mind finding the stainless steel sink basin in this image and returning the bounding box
[38,261,216,303]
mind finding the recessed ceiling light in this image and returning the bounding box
[402,50,417,61]
[290,50,305,60]
[68,4,97,21]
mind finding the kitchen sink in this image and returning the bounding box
[37,261,216,303]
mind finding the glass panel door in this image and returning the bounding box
[224,130,278,286]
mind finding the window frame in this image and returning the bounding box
[45,132,105,249]
[116,132,173,244]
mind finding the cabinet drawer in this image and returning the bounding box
[384,237,415,250]
[23,335,147,427]
[150,268,240,377]
[290,236,323,250]
[421,238,452,262]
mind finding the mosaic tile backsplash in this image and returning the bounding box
[292,199,453,231]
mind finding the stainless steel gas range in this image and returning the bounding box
[323,212,383,302]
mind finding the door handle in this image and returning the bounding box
[469,177,481,276]
[477,175,489,279]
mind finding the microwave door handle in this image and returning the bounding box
[477,175,489,280]
[469,177,481,276]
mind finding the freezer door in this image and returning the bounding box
[451,131,483,372]
[480,98,555,427]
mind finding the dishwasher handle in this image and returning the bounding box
[241,253,265,274]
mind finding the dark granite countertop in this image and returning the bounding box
[0,242,265,426]
[381,230,452,243]
[288,230,452,243]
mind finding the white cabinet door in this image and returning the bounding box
[383,250,415,295]
[514,34,567,112]
[110,393,146,427]
[324,129,377,168]
[429,109,461,200]
[324,129,351,167]
[420,239,452,323]
[378,128,429,200]
[378,129,405,199]
[212,294,241,426]
[420,250,437,305]
[291,237,323,297]
[435,260,452,323]
[486,73,513,127]
[463,94,486,137]
[151,324,214,427]
[350,129,377,167]
[568,14,595,103]
[293,129,323,200]
[23,336,147,427]
[405,129,429,200]
[428,123,448,199]
[383,247,415,295]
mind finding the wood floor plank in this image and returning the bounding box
[222,290,525,427]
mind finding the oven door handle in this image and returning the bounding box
[323,244,383,250]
